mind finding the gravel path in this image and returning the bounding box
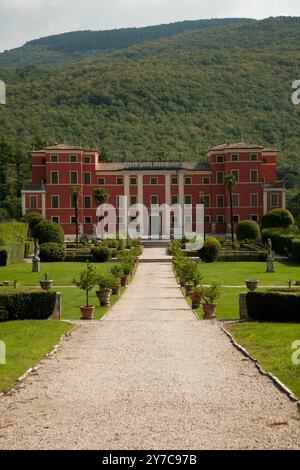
[0,253,299,449]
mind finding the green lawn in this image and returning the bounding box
[0,262,114,286]
[198,260,300,286]
[0,320,73,393]
[226,322,300,399]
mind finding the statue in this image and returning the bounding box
[266,238,275,273]
[34,238,40,259]
[32,238,40,273]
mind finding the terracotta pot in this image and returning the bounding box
[202,303,217,319]
[245,280,259,292]
[80,306,95,320]
[190,291,202,309]
[113,283,121,295]
[185,284,193,296]
[121,275,129,286]
[40,280,53,291]
[96,289,112,307]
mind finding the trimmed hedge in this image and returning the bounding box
[40,243,66,262]
[236,220,260,241]
[0,291,57,322]
[198,237,221,263]
[0,242,25,266]
[0,222,28,243]
[65,253,93,262]
[218,251,267,262]
[34,220,64,244]
[291,239,300,262]
[246,291,300,322]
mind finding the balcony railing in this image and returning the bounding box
[22,182,46,191]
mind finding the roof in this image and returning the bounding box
[209,141,265,151]
[37,143,98,152]
[97,162,211,172]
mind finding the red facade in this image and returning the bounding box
[22,142,286,239]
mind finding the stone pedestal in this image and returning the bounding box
[52,292,62,320]
[32,257,40,273]
[266,256,275,273]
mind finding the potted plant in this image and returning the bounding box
[179,259,197,296]
[202,283,221,319]
[245,279,259,291]
[190,285,203,309]
[74,262,97,320]
[121,263,131,286]
[40,272,53,291]
[111,265,123,295]
[96,274,114,306]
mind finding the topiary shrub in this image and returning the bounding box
[34,220,64,244]
[236,220,260,241]
[198,236,221,263]
[262,208,294,230]
[291,239,300,262]
[22,212,44,237]
[0,242,25,266]
[91,244,111,262]
[40,242,66,262]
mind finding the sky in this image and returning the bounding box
[0,0,300,51]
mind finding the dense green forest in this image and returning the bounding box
[0,18,249,68]
[0,16,300,220]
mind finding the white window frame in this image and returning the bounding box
[50,170,59,185]
[217,215,225,223]
[84,196,91,209]
[70,171,78,185]
[83,156,91,164]
[30,195,37,209]
[50,154,58,163]
[184,195,192,205]
[203,195,210,208]
[171,176,178,185]
[150,195,158,205]
[171,195,178,205]
[97,177,105,185]
[216,155,225,163]
[130,195,137,205]
[250,193,259,207]
[231,169,239,182]
[150,177,158,185]
[271,193,278,208]
[250,169,259,183]
[216,171,224,184]
[51,216,60,223]
[232,193,239,208]
[70,155,78,163]
[51,195,59,209]
[83,172,91,185]
[84,216,92,224]
[203,177,210,185]
[250,154,258,161]
[217,194,225,208]
[204,214,211,223]
[70,216,77,224]
[231,154,239,162]
[184,176,192,185]
[116,177,124,185]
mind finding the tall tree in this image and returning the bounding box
[70,185,82,246]
[225,174,237,244]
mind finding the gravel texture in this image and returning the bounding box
[0,252,299,449]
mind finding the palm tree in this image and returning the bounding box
[224,174,237,244]
[70,185,82,246]
[93,187,110,206]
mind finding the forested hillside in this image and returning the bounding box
[0,16,300,219]
[0,18,249,68]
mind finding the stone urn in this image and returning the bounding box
[202,303,217,319]
[2,280,10,287]
[80,306,95,320]
[96,288,112,307]
[40,273,53,291]
[245,280,259,292]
